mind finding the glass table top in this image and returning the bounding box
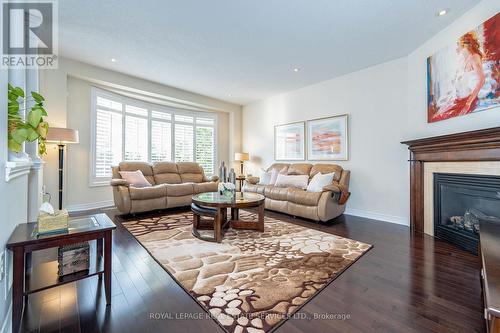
[192,192,264,205]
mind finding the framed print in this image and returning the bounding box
[307,114,348,160]
[427,12,499,123]
[274,121,305,160]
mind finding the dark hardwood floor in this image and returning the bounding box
[19,208,485,333]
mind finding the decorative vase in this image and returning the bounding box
[228,168,236,186]
[219,161,227,182]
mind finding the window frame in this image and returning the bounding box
[90,87,217,187]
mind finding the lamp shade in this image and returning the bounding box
[234,152,249,161]
[46,127,79,144]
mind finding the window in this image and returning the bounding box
[91,88,217,185]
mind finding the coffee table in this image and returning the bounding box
[191,192,265,242]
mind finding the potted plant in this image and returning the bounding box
[8,84,49,157]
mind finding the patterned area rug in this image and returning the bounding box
[122,211,372,333]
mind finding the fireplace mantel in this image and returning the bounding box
[402,126,500,233]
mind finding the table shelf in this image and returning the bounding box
[25,253,104,295]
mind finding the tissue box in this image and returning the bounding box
[37,210,69,234]
[58,242,90,276]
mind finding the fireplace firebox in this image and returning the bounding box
[434,173,500,255]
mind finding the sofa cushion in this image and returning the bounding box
[129,184,167,200]
[267,163,289,173]
[153,162,182,184]
[177,162,204,183]
[275,174,309,189]
[287,163,313,176]
[193,182,218,194]
[244,184,271,195]
[119,170,152,187]
[166,183,194,197]
[310,164,343,182]
[119,162,155,185]
[287,189,322,206]
[264,187,289,201]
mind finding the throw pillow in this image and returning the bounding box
[119,170,152,187]
[274,174,309,189]
[307,172,335,192]
[258,168,272,185]
[270,167,288,185]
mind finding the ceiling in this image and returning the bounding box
[58,0,481,105]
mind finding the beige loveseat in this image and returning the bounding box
[243,163,350,222]
[111,162,218,214]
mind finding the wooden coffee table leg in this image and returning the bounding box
[258,202,265,232]
[215,208,222,243]
[231,207,239,221]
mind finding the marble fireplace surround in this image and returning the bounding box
[423,162,500,236]
[402,127,500,233]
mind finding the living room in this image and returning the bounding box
[1,1,499,333]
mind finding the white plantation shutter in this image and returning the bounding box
[195,116,215,175]
[94,101,123,179]
[91,88,217,185]
[151,119,172,162]
[174,123,194,162]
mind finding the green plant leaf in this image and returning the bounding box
[8,139,22,153]
[31,91,44,102]
[14,87,24,97]
[37,121,49,138]
[11,128,29,143]
[28,108,43,128]
[26,127,39,142]
[8,83,14,91]
[8,102,19,114]
[8,92,18,101]
[38,140,47,155]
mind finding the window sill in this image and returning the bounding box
[5,160,34,182]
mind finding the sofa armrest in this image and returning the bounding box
[246,176,260,185]
[204,175,219,182]
[110,178,129,187]
[323,183,350,205]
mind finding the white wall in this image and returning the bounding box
[406,0,500,139]
[243,58,410,224]
[243,0,500,226]
[40,58,242,210]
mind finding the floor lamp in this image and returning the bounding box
[46,127,79,210]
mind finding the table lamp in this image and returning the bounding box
[234,152,249,176]
[46,127,79,210]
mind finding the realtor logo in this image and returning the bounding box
[2,0,58,68]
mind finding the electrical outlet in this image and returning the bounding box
[0,251,4,282]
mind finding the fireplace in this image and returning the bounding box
[434,173,500,254]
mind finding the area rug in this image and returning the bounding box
[121,211,372,333]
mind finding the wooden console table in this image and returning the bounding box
[6,213,116,333]
[480,216,500,333]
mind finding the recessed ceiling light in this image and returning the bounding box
[293,68,300,72]
[111,58,117,62]
[437,9,447,16]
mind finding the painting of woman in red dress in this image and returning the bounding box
[427,12,499,123]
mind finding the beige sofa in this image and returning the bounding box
[243,163,350,222]
[111,162,218,214]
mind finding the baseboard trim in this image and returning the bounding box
[66,200,115,213]
[1,303,12,333]
[345,208,409,226]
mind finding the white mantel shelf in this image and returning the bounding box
[5,160,34,182]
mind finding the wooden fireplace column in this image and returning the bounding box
[401,126,500,233]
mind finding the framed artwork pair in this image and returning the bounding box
[274,114,348,161]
